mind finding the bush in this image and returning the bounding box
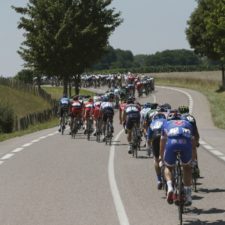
[0,103,15,133]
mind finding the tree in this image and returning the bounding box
[14,69,34,84]
[186,0,225,88]
[13,0,122,95]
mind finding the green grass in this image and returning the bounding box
[0,86,95,142]
[0,85,51,118]
[42,86,95,100]
[0,117,58,142]
[155,77,225,129]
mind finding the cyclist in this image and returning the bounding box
[100,95,114,141]
[147,112,167,189]
[159,111,197,206]
[58,94,70,132]
[119,99,127,126]
[69,95,83,133]
[178,105,200,147]
[178,105,200,177]
[140,102,153,149]
[93,101,102,136]
[83,97,94,134]
[123,97,141,154]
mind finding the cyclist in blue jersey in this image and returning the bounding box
[147,112,167,189]
[159,111,197,206]
[58,94,70,132]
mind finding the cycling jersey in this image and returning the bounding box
[161,119,194,166]
[93,102,102,120]
[101,102,114,122]
[125,104,141,130]
[70,100,83,117]
[84,101,94,119]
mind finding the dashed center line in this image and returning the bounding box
[1,153,14,160]
[0,131,57,166]
[12,147,24,153]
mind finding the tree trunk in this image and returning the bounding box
[69,81,72,97]
[63,76,68,96]
[74,74,81,95]
[222,64,225,90]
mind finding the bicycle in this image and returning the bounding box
[173,151,186,225]
[60,110,68,135]
[131,122,141,158]
[105,118,113,145]
[95,118,102,142]
[86,117,93,140]
[71,116,82,139]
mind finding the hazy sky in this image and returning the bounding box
[0,0,197,77]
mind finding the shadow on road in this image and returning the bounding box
[186,207,225,215]
[184,219,225,225]
[198,188,225,193]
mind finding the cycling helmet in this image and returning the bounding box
[178,105,189,114]
[102,96,109,102]
[73,95,79,101]
[167,110,181,121]
[152,112,167,120]
[143,102,152,109]
[89,98,94,102]
[151,103,159,110]
[127,96,134,104]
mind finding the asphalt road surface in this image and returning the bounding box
[0,86,225,225]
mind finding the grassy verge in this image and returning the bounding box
[0,85,51,118]
[155,77,225,129]
[42,86,95,100]
[0,118,58,142]
[0,87,95,142]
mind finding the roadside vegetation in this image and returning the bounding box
[0,86,95,142]
[155,73,225,129]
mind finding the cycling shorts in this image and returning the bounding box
[102,107,114,122]
[126,113,140,130]
[164,138,192,166]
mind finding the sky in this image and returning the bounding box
[0,0,197,77]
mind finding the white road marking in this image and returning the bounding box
[22,143,33,147]
[12,147,24,153]
[210,150,224,156]
[109,129,130,225]
[31,139,40,143]
[220,156,225,162]
[1,153,14,160]
[203,145,215,150]
[0,129,58,165]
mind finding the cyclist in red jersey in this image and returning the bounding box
[69,96,83,133]
[83,98,94,134]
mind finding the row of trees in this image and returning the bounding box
[14,0,225,89]
[91,47,219,71]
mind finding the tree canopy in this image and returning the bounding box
[13,0,122,94]
[186,0,225,87]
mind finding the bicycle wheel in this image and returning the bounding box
[61,115,65,135]
[71,118,78,139]
[87,118,91,140]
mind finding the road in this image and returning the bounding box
[0,86,225,225]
